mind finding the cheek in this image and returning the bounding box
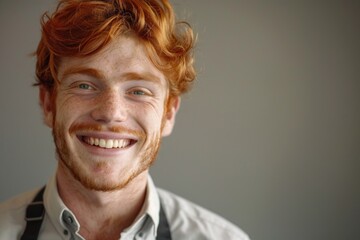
[134,103,165,130]
[55,97,85,126]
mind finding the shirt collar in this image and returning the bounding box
[43,173,160,238]
[138,175,160,236]
[44,173,78,237]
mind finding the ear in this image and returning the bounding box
[162,96,181,137]
[39,86,54,128]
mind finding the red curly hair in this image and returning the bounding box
[35,0,196,97]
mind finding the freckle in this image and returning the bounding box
[94,162,110,173]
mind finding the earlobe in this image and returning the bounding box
[39,86,54,128]
[162,96,181,137]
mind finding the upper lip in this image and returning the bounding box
[75,131,139,141]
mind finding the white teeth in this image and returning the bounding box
[119,139,124,148]
[113,140,119,148]
[99,139,106,148]
[105,140,113,149]
[85,137,131,149]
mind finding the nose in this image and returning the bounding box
[90,89,127,123]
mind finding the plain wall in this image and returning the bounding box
[1,1,359,240]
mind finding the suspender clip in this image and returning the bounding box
[25,201,45,221]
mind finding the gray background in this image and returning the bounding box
[1,1,359,239]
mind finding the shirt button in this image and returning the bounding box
[66,216,74,224]
[63,229,69,235]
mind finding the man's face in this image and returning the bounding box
[40,36,179,191]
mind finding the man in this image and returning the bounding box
[0,0,249,239]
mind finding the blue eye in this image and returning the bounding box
[127,87,152,98]
[79,83,92,90]
[132,90,145,95]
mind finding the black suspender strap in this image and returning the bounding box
[20,186,46,240]
[157,200,172,240]
[20,186,172,240]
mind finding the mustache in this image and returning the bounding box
[69,123,146,139]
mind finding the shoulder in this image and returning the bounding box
[157,188,250,240]
[0,189,38,219]
[0,189,39,238]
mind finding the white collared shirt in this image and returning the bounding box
[0,174,249,240]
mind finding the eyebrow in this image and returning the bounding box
[122,72,162,84]
[61,67,106,81]
[60,67,162,85]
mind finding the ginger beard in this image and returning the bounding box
[52,122,162,191]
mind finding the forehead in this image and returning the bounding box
[57,35,167,86]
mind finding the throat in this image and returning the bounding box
[56,168,148,239]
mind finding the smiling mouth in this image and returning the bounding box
[81,137,135,149]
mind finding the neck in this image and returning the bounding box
[56,163,148,239]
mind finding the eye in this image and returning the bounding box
[131,90,146,96]
[78,83,93,90]
[127,88,152,96]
